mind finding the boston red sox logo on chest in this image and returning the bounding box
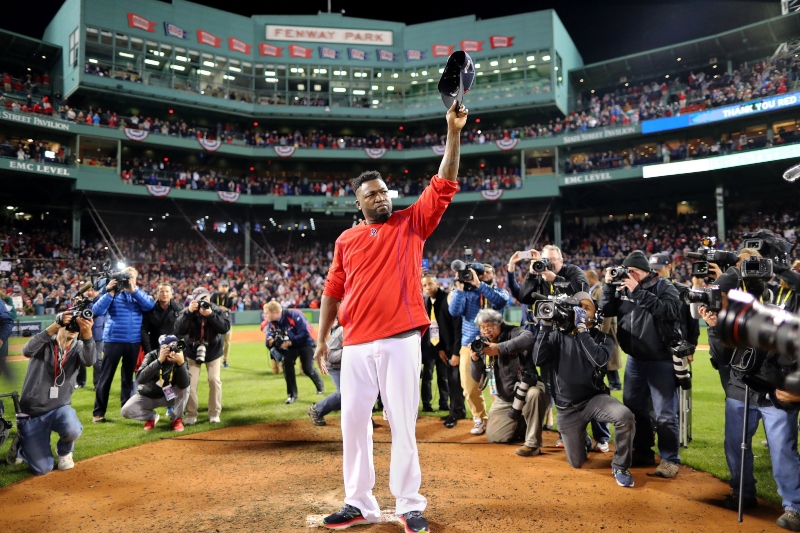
[370,228,378,237]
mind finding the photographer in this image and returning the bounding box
[210,280,237,368]
[650,253,700,351]
[91,267,155,424]
[264,300,324,404]
[469,309,547,456]
[308,320,343,426]
[449,263,510,436]
[588,269,621,391]
[121,334,189,432]
[140,282,183,356]
[7,312,95,475]
[421,274,454,414]
[75,282,106,390]
[699,248,800,528]
[0,294,16,380]
[175,287,230,425]
[533,292,636,488]
[519,245,589,301]
[600,250,682,478]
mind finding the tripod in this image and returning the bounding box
[737,384,751,523]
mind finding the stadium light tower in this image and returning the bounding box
[778,0,800,56]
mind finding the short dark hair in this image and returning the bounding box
[351,170,383,192]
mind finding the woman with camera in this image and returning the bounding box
[175,287,230,425]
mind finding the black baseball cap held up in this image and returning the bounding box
[438,50,475,109]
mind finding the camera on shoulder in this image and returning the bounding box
[533,294,580,331]
[272,330,290,350]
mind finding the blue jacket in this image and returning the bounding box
[92,289,155,344]
[449,282,509,346]
[267,309,315,348]
[90,294,107,341]
[0,304,12,342]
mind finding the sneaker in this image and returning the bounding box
[223,361,229,369]
[6,434,22,465]
[399,510,429,533]
[516,445,541,457]
[57,452,74,471]
[777,511,800,531]
[544,424,554,431]
[285,396,297,404]
[382,409,388,421]
[316,389,325,395]
[74,384,84,390]
[209,417,221,424]
[555,438,564,448]
[722,493,758,510]
[443,416,457,429]
[143,413,160,431]
[421,404,434,413]
[308,404,326,426]
[322,504,368,529]
[595,441,610,453]
[612,468,634,488]
[654,460,680,478]
[92,416,106,424]
[184,416,197,425]
[470,419,486,435]
[171,418,185,432]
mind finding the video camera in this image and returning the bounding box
[451,248,479,288]
[718,289,800,397]
[98,260,131,292]
[686,237,739,277]
[741,229,795,269]
[272,330,290,350]
[682,285,722,312]
[533,295,580,331]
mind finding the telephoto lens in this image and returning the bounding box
[195,343,207,363]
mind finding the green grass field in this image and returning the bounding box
[0,326,779,505]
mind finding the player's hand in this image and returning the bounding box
[446,100,468,131]
[314,342,329,375]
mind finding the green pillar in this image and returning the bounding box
[554,208,562,248]
[72,200,81,251]
[715,185,725,244]
[520,150,526,180]
[244,221,252,266]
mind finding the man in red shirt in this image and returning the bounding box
[315,101,468,533]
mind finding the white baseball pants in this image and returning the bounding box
[340,331,427,520]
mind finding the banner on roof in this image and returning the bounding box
[460,40,483,52]
[124,128,149,141]
[480,190,504,201]
[274,146,296,158]
[197,30,221,47]
[365,148,386,159]
[198,137,222,152]
[289,45,312,58]
[163,22,188,39]
[432,145,446,155]
[229,37,252,54]
[490,36,514,49]
[431,45,453,58]
[146,185,171,197]
[496,138,519,151]
[348,48,367,60]
[217,191,240,203]
[405,49,424,61]
[127,13,155,32]
[266,25,393,46]
[259,43,283,57]
[319,46,340,60]
[376,49,396,62]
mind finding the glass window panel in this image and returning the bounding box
[130,37,143,51]
[115,33,128,48]
[100,30,112,45]
[85,27,98,43]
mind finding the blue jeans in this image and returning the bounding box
[623,357,680,464]
[724,398,800,511]
[316,367,341,417]
[16,405,83,475]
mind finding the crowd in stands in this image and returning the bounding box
[2,207,796,316]
[0,137,68,165]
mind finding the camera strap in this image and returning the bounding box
[52,340,72,386]
[776,287,793,308]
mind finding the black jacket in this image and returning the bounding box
[174,304,231,363]
[533,325,614,407]
[422,288,456,359]
[470,323,535,402]
[519,263,589,303]
[135,349,191,399]
[669,281,700,346]
[140,299,184,354]
[600,273,681,361]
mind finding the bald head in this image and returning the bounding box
[586,269,599,285]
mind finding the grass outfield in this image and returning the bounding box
[0,326,778,505]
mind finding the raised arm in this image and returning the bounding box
[437,101,468,182]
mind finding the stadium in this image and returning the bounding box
[0,0,800,531]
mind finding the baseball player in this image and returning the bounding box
[314,101,468,533]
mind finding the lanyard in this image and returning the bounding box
[740,281,764,303]
[777,287,793,308]
[52,339,72,387]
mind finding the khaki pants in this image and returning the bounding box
[187,358,222,420]
[459,346,487,422]
[222,331,232,363]
[486,382,548,448]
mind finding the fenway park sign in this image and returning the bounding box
[266,25,393,45]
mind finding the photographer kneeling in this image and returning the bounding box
[175,287,230,425]
[121,335,190,432]
[469,309,548,457]
[8,312,96,475]
[533,292,636,488]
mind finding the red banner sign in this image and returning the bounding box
[490,35,514,49]
[460,40,484,52]
[197,29,221,47]
[259,43,283,57]
[431,44,454,58]
[228,37,252,54]
[127,13,155,32]
[289,44,312,58]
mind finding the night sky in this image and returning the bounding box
[0,0,782,64]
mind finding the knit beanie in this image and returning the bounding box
[622,250,652,273]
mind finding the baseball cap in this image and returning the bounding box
[438,51,475,109]
[219,280,229,286]
[191,287,210,300]
[159,334,179,346]
[649,253,671,268]
[470,263,486,276]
